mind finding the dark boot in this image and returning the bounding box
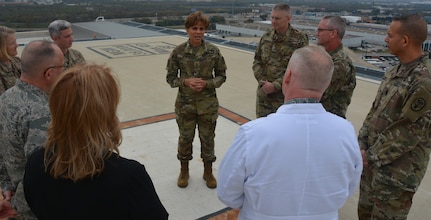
[203,162,217,188]
[177,161,189,188]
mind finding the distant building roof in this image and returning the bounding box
[75,21,167,39]
[341,16,362,23]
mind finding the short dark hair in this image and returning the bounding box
[393,14,427,45]
[184,11,210,29]
[273,3,291,17]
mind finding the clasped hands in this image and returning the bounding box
[185,78,207,92]
[0,190,17,218]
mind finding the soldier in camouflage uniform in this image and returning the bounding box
[0,27,21,218]
[316,16,356,118]
[166,11,227,189]
[0,26,21,95]
[48,20,85,69]
[357,14,431,220]
[253,3,308,118]
[0,40,64,220]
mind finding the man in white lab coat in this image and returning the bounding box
[217,45,363,220]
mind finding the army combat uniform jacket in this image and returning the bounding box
[0,56,21,94]
[0,79,50,219]
[166,40,227,114]
[320,45,356,118]
[253,25,308,117]
[64,48,85,69]
[358,54,431,192]
[253,25,308,93]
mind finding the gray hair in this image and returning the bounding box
[288,45,334,92]
[21,40,58,75]
[323,16,346,39]
[48,20,72,38]
[273,3,291,17]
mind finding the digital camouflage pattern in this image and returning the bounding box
[0,56,21,95]
[253,25,308,118]
[320,45,356,118]
[64,48,85,69]
[0,79,50,220]
[166,40,226,162]
[358,54,431,219]
[358,167,415,219]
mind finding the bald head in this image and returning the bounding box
[20,40,64,93]
[21,40,62,76]
[283,45,334,101]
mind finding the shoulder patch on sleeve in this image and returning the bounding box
[403,79,431,122]
[411,98,426,112]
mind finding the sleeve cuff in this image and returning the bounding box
[273,81,282,91]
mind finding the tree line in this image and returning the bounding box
[0,1,250,29]
[1,0,430,29]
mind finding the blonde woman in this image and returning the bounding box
[0,26,21,94]
[23,64,168,219]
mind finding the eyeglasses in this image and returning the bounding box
[43,65,65,75]
[317,28,334,32]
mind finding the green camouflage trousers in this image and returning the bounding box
[358,168,415,220]
[175,109,218,163]
[256,87,284,118]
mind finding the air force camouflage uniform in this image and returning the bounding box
[0,57,21,213]
[253,25,308,118]
[0,56,21,94]
[0,79,50,220]
[357,54,431,219]
[64,48,85,69]
[166,41,227,162]
[320,45,356,118]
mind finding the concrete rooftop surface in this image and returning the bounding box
[8,21,431,219]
